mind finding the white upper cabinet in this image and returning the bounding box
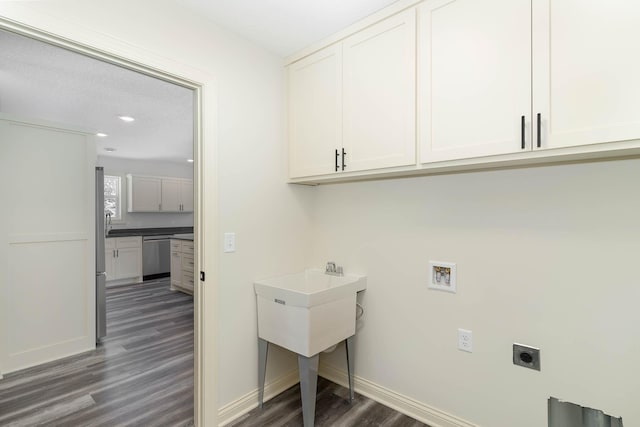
[180,179,194,212]
[127,175,161,212]
[288,10,416,179]
[419,0,532,163]
[533,0,640,150]
[289,44,342,178]
[127,174,193,213]
[160,177,181,212]
[343,9,416,172]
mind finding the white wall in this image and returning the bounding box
[97,156,194,229]
[0,117,96,376]
[313,159,640,427]
[0,0,315,419]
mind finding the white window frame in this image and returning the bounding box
[104,174,122,221]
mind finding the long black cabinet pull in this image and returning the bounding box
[537,113,541,148]
[335,149,339,172]
[342,148,347,171]
[521,115,525,149]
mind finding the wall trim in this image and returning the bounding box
[318,363,477,427]
[218,369,300,426]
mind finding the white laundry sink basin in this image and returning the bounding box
[254,268,366,357]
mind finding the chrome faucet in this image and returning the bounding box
[325,261,344,276]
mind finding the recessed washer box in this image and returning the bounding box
[429,261,457,293]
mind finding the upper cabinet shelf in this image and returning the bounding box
[127,174,193,213]
[287,0,640,185]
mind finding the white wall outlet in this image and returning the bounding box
[223,232,236,253]
[458,328,473,352]
[428,261,457,293]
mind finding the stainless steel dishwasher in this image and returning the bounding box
[142,235,172,279]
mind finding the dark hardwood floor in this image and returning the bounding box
[229,377,429,427]
[1,279,428,427]
[0,278,195,427]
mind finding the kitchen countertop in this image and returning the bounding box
[106,227,193,238]
[170,234,194,241]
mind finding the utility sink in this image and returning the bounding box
[254,268,366,357]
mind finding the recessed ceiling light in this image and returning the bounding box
[118,115,135,122]
[187,159,194,163]
[104,147,117,152]
[96,132,108,137]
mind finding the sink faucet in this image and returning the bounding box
[325,261,344,276]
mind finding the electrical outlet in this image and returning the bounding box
[458,329,473,352]
[224,232,236,253]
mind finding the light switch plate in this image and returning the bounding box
[224,232,236,253]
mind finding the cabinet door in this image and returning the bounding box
[115,247,141,281]
[419,0,532,162]
[343,9,416,172]
[105,238,116,281]
[289,44,342,178]
[180,179,194,212]
[128,176,161,212]
[533,0,640,150]
[161,178,181,212]
[170,250,182,287]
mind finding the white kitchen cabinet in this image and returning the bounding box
[289,9,416,178]
[289,44,342,178]
[180,179,194,212]
[170,239,194,294]
[127,174,193,213]
[160,177,181,212]
[343,9,416,172]
[105,236,143,284]
[419,0,532,163]
[533,0,640,150]
[127,175,161,212]
[419,0,640,164]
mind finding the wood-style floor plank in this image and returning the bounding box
[0,279,195,427]
[229,377,431,427]
[1,278,430,426]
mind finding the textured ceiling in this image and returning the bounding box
[0,0,400,161]
[0,29,194,162]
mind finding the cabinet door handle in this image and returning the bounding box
[521,115,525,149]
[342,148,347,170]
[116,249,119,257]
[335,149,339,172]
[537,113,541,148]
[113,249,116,258]
[159,203,162,211]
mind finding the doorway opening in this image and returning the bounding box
[0,20,207,426]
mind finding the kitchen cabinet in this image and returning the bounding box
[288,9,416,178]
[419,0,640,163]
[127,175,161,212]
[170,239,194,294]
[127,174,193,213]
[105,236,143,284]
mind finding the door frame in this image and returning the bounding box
[0,15,218,427]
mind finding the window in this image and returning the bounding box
[104,175,122,221]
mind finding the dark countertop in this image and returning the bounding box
[107,226,193,238]
[170,234,194,241]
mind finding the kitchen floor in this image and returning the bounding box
[0,278,194,426]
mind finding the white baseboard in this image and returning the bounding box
[218,369,300,426]
[318,363,477,427]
